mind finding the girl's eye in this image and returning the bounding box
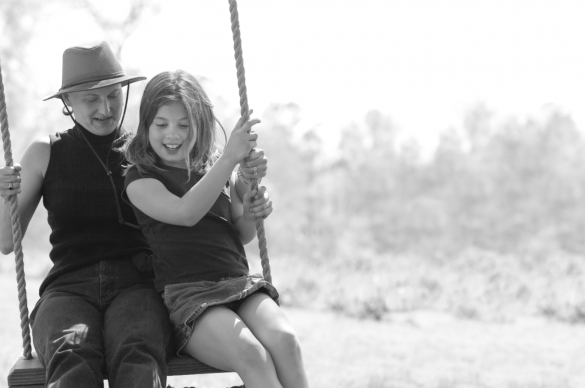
[179,124,190,129]
[108,93,120,99]
[87,98,98,103]
[156,124,167,128]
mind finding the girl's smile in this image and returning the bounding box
[164,144,181,151]
[149,101,192,168]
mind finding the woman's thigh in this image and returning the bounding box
[104,284,172,387]
[104,283,172,360]
[31,291,105,384]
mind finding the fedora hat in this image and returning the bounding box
[43,41,146,101]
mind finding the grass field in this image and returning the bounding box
[166,307,585,388]
[0,267,583,388]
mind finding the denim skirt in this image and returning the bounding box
[163,273,280,356]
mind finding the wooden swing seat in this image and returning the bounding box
[8,355,226,387]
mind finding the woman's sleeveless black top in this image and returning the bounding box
[40,124,150,295]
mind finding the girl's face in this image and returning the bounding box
[148,101,192,168]
[65,84,123,136]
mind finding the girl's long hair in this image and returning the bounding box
[125,70,220,178]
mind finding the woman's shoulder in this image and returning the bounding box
[28,136,51,147]
[118,127,135,142]
[22,137,51,177]
[48,127,82,146]
[51,126,75,139]
[24,135,50,153]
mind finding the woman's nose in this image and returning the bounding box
[97,98,110,115]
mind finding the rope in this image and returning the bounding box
[228,0,273,287]
[0,60,32,360]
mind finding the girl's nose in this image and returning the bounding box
[165,125,181,137]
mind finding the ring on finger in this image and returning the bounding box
[8,183,13,190]
[253,166,258,175]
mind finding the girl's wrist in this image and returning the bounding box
[217,153,239,170]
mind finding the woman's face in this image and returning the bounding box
[65,84,123,136]
[148,101,192,168]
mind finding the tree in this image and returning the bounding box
[72,0,159,58]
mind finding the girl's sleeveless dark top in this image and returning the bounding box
[123,164,249,293]
[41,124,151,295]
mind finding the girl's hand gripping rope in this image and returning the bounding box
[224,112,260,167]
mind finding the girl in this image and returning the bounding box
[123,70,309,388]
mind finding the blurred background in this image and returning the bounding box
[1,0,585,387]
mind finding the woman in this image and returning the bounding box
[0,40,172,388]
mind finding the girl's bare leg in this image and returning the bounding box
[239,293,309,388]
[182,306,283,388]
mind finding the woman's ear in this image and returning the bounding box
[61,94,71,106]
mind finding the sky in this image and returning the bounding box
[23,0,585,156]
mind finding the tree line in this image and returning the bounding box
[257,103,585,263]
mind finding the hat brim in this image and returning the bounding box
[43,75,146,101]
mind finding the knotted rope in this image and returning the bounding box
[228,0,273,286]
[0,60,32,360]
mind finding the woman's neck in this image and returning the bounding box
[72,122,119,145]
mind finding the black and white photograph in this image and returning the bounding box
[0,1,584,387]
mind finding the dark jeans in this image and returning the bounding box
[30,258,173,388]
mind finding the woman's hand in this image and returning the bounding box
[239,148,267,182]
[242,186,273,221]
[223,113,260,166]
[0,164,22,201]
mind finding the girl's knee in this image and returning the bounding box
[260,325,302,359]
[232,335,272,372]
